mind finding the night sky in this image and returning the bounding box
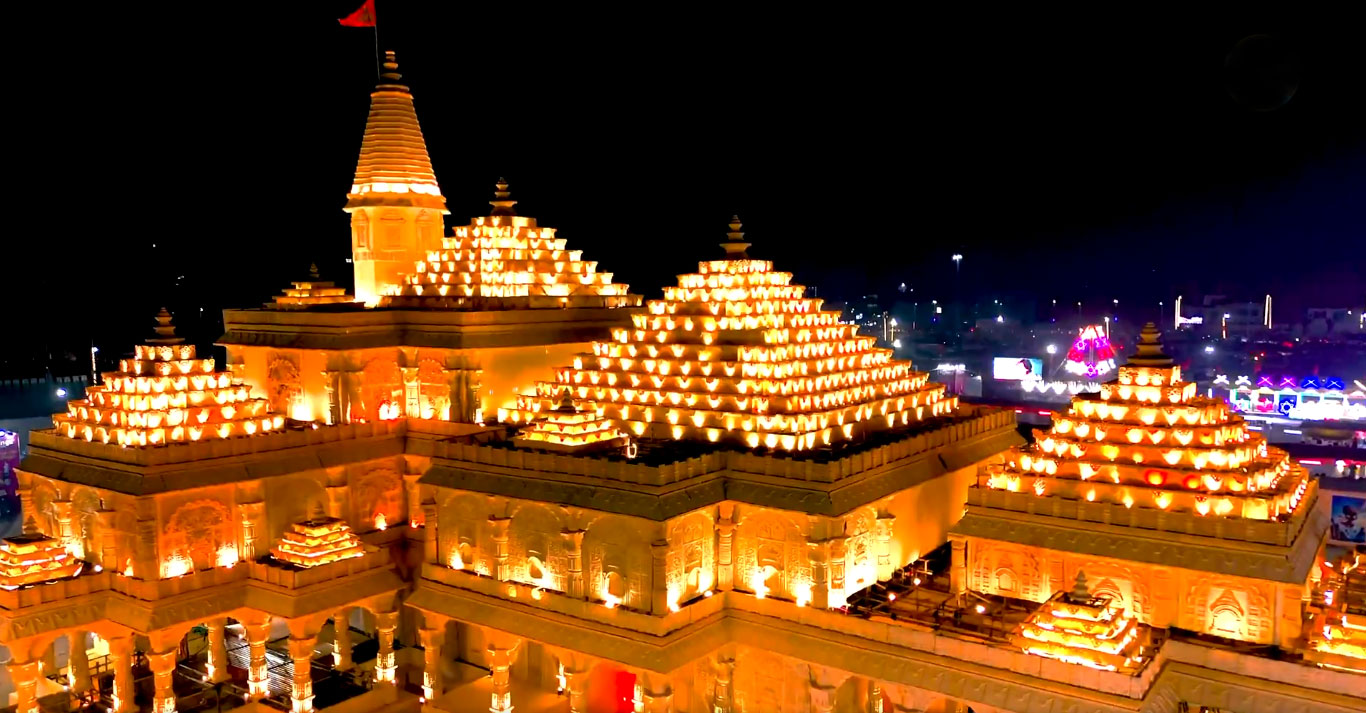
[5,5,1363,366]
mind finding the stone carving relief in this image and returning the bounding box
[969,543,1044,603]
[668,511,716,603]
[72,487,102,561]
[417,358,450,420]
[439,493,494,574]
[736,510,807,600]
[164,500,233,571]
[362,355,403,421]
[584,515,651,609]
[351,465,403,530]
[1185,578,1271,644]
[266,352,302,414]
[508,503,567,591]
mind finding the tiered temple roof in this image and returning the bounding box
[52,309,282,446]
[0,522,83,590]
[270,516,365,568]
[501,218,955,451]
[511,391,629,453]
[345,51,446,212]
[381,180,640,309]
[984,323,1310,520]
[269,264,355,309]
[1012,572,1150,673]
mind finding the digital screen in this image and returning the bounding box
[993,357,1044,381]
[1330,495,1366,544]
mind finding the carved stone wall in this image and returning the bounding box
[666,510,716,606]
[350,463,404,531]
[266,351,303,414]
[734,507,809,601]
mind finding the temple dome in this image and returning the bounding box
[502,218,955,451]
[345,51,446,212]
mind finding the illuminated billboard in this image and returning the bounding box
[993,357,1044,381]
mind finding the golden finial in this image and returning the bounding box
[1070,570,1090,602]
[490,177,518,217]
[147,307,184,345]
[380,50,402,83]
[556,387,577,413]
[308,263,320,280]
[720,214,752,259]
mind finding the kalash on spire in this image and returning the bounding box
[501,217,955,451]
[346,51,449,306]
[52,309,282,446]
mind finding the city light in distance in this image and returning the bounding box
[1204,345,1215,354]
[56,388,67,398]
[1046,344,1057,355]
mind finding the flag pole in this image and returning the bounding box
[373,0,380,80]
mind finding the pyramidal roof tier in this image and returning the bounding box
[345,51,446,212]
[985,323,1310,520]
[52,309,282,447]
[501,218,956,451]
[381,180,641,309]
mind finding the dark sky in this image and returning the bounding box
[5,4,1363,364]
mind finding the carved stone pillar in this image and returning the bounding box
[322,370,339,425]
[949,535,967,596]
[375,611,398,683]
[239,500,266,561]
[68,631,92,698]
[712,652,736,713]
[401,366,420,418]
[651,539,670,614]
[807,538,830,609]
[404,473,423,526]
[325,485,347,520]
[716,513,736,591]
[562,529,586,599]
[287,636,316,713]
[206,618,229,683]
[809,681,837,713]
[829,536,848,602]
[108,635,136,713]
[876,512,896,582]
[563,663,590,713]
[487,640,518,713]
[422,501,439,563]
[134,516,158,580]
[332,609,353,669]
[868,681,884,713]
[489,516,512,581]
[642,672,673,713]
[418,627,443,701]
[52,499,76,553]
[244,619,273,700]
[96,509,119,572]
[8,659,39,713]
[147,648,177,713]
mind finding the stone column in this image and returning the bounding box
[712,652,736,713]
[807,538,830,609]
[562,528,586,599]
[829,537,848,603]
[809,681,837,713]
[96,509,119,571]
[206,618,229,683]
[288,636,316,713]
[68,631,92,700]
[244,619,274,700]
[418,627,443,701]
[322,371,339,425]
[401,366,420,418]
[563,664,590,713]
[53,499,76,551]
[650,539,670,614]
[875,512,896,582]
[239,501,266,561]
[949,536,967,596]
[405,474,424,527]
[422,501,439,563]
[489,517,512,581]
[134,516,158,580]
[716,511,736,591]
[868,681,884,713]
[325,485,347,520]
[108,635,136,713]
[375,611,398,684]
[8,659,40,713]
[147,648,177,713]
[487,640,518,713]
[642,672,673,713]
[332,609,353,669]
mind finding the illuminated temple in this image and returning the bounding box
[1,54,1359,713]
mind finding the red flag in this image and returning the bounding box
[339,0,376,27]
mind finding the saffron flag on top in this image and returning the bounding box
[339,0,377,27]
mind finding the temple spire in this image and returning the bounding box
[1127,322,1173,367]
[345,50,446,212]
[720,215,751,259]
[147,307,183,346]
[1070,570,1091,602]
[489,178,518,217]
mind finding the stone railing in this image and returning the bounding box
[429,407,1016,487]
[0,569,111,610]
[247,547,390,590]
[27,421,405,466]
[967,478,1319,547]
[109,563,249,600]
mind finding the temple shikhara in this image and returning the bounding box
[0,52,1357,713]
